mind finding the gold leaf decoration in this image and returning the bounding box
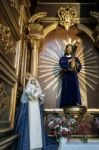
[0,24,15,54]
[58,6,77,30]
[0,82,10,114]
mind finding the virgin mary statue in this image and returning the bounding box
[59,44,82,107]
[15,76,45,150]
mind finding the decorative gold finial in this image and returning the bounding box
[58,6,77,31]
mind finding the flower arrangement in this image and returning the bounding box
[47,114,78,138]
[76,121,92,135]
[47,114,92,140]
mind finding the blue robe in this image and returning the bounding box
[14,89,30,150]
[59,56,82,107]
[14,89,57,150]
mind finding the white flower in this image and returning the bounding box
[48,121,54,126]
[55,124,60,129]
[60,126,68,132]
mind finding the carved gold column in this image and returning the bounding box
[27,12,47,78]
[28,24,44,77]
[30,39,39,77]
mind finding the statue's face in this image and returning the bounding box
[30,79,36,85]
[66,45,73,55]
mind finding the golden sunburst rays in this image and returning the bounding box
[79,72,97,84]
[80,56,97,64]
[45,48,60,60]
[39,38,99,107]
[50,46,62,58]
[81,68,98,74]
[63,38,78,50]
[80,52,93,62]
[75,46,85,58]
[78,48,92,59]
[39,38,77,91]
[40,55,57,63]
[80,70,99,79]
[55,40,64,56]
[39,40,63,99]
[63,37,77,46]
[76,46,99,106]
[78,74,95,91]
[39,70,60,80]
[45,76,61,90]
[82,65,99,68]
[39,68,60,73]
[79,81,88,106]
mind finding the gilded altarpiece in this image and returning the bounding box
[0,2,31,149]
[28,7,99,113]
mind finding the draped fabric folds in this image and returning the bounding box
[15,100,58,150]
[59,56,82,107]
[14,96,30,150]
[14,77,44,150]
[40,105,59,150]
[14,77,59,150]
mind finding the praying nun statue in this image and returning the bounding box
[15,76,45,150]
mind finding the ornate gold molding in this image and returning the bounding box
[43,22,58,39]
[39,17,95,24]
[90,11,99,48]
[30,39,40,77]
[0,24,15,54]
[45,108,99,114]
[90,11,99,24]
[27,12,47,77]
[58,6,77,30]
[27,12,47,42]
[28,12,47,23]
[9,0,20,12]
[9,83,17,127]
[0,82,10,115]
[28,24,44,40]
[77,24,94,41]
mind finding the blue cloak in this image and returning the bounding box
[14,89,58,150]
[59,56,82,107]
[14,90,30,150]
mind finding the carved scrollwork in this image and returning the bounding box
[27,12,47,76]
[28,24,43,40]
[58,6,77,31]
[9,0,20,12]
[27,12,47,45]
[0,82,10,114]
[90,11,99,48]
[90,11,99,23]
[28,12,47,23]
[0,24,15,54]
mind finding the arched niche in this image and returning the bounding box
[38,24,99,109]
[27,10,99,112]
